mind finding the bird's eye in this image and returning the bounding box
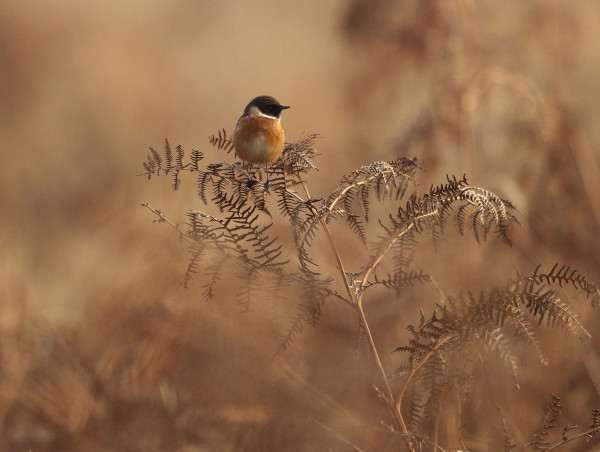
[264,106,279,116]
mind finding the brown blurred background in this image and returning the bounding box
[1,0,600,450]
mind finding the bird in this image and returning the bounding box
[233,95,290,187]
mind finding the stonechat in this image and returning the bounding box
[233,95,290,186]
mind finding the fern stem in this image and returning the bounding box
[319,214,414,450]
[303,180,432,451]
[358,209,437,299]
[319,217,356,303]
[359,223,415,300]
[544,427,600,451]
[326,175,384,213]
[299,180,357,304]
[423,439,449,452]
[357,302,415,452]
[299,180,312,200]
[395,335,455,421]
[298,181,412,448]
[141,203,187,240]
[312,417,367,452]
[299,182,419,450]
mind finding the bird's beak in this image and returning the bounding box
[281,105,290,110]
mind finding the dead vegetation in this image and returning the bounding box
[1,1,600,451]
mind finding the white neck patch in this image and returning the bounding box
[256,112,280,120]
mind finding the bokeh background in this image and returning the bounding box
[1,0,600,450]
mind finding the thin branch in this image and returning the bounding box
[327,290,356,308]
[357,303,410,435]
[300,183,413,450]
[395,335,456,418]
[357,209,439,302]
[320,216,356,303]
[545,427,600,451]
[141,202,188,240]
[299,180,357,304]
[359,223,416,300]
[423,438,450,452]
[312,417,367,452]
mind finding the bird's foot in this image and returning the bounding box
[246,178,259,188]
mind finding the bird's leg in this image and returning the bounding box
[245,164,259,188]
[264,163,270,190]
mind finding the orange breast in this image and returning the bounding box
[233,116,285,164]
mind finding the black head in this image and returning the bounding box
[243,95,290,119]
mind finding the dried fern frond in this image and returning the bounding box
[182,242,207,289]
[358,175,517,287]
[142,133,336,349]
[183,204,342,338]
[140,139,204,190]
[323,157,421,222]
[403,381,424,433]
[208,128,234,153]
[392,228,418,273]
[528,263,600,308]
[277,276,334,353]
[213,130,321,193]
[363,270,432,293]
[186,206,287,272]
[587,409,600,444]
[508,264,598,340]
[483,327,520,387]
[197,161,271,214]
[499,408,518,451]
[142,133,320,219]
[393,310,457,376]
[286,157,422,275]
[419,350,446,436]
[276,132,320,178]
[202,252,234,300]
[526,394,563,450]
[391,263,599,448]
[141,127,600,451]
[345,214,367,246]
[293,203,324,279]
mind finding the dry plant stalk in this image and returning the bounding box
[141,132,600,451]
